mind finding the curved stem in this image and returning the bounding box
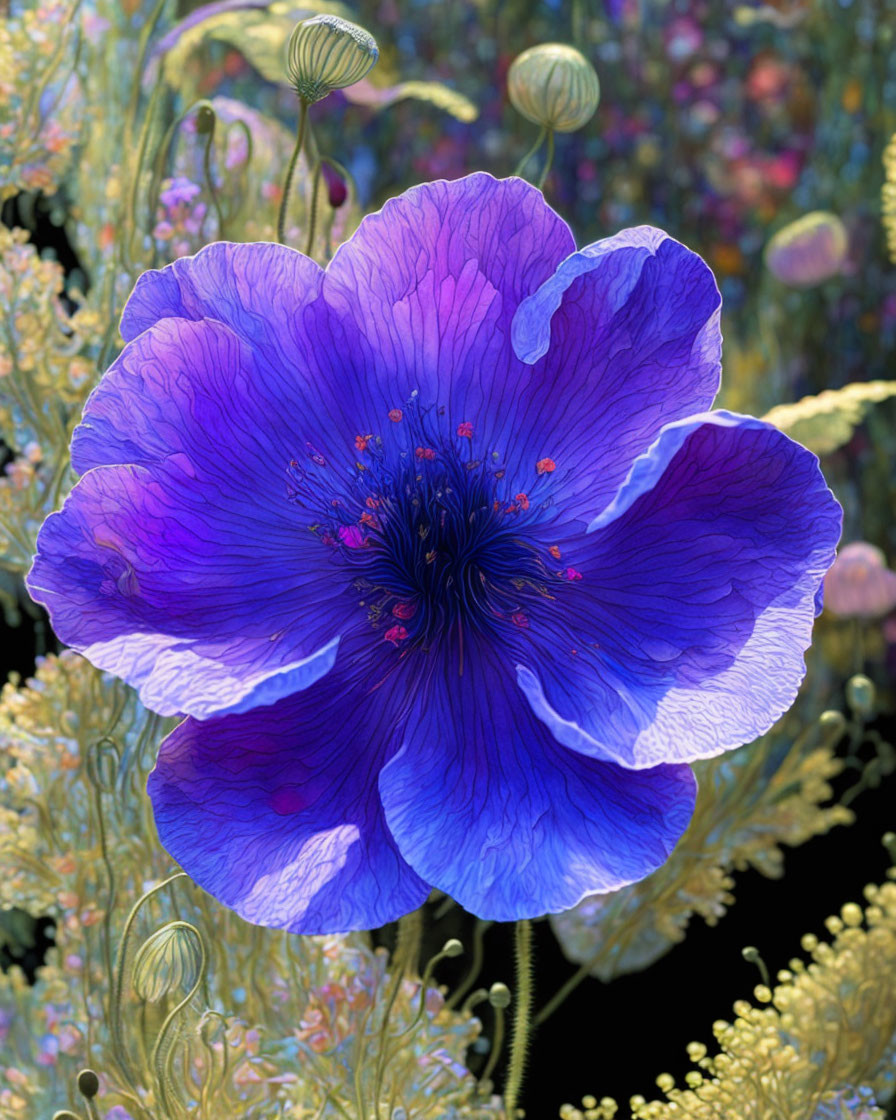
[152,922,206,1117]
[503,919,534,1118]
[277,101,308,245]
[536,128,555,191]
[480,1003,505,1086]
[513,126,546,178]
[447,919,491,1009]
[110,872,187,1082]
[201,129,225,239]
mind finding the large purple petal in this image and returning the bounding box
[148,644,430,934]
[516,412,842,769]
[510,227,722,517]
[81,250,371,478]
[378,640,696,921]
[26,461,350,718]
[119,240,321,344]
[319,173,576,442]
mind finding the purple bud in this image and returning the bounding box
[321,162,348,208]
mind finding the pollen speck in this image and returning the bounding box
[536,457,556,474]
[355,434,370,451]
[511,611,529,628]
[515,492,530,510]
[388,408,403,422]
[549,545,561,559]
[384,624,409,645]
[457,421,473,438]
[415,446,437,460]
[565,566,583,581]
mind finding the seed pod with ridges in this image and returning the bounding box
[286,15,378,105]
[132,921,203,1003]
[508,43,600,133]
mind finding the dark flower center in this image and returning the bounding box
[287,396,575,652]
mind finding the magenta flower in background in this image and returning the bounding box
[26,174,841,932]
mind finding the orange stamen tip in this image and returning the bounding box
[514,492,530,510]
[388,408,403,422]
[549,545,561,559]
[536,457,556,474]
[355,434,370,451]
[457,421,473,438]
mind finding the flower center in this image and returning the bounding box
[286,396,576,651]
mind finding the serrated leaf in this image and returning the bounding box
[763,380,896,455]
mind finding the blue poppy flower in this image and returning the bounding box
[26,174,841,932]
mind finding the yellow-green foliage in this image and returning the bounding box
[550,706,853,981]
[559,877,896,1120]
[0,0,82,201]
[0,227,108,582]
[0,654,503,1120]
[623,878,896,1120]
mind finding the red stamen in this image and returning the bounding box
[536,457,556,475]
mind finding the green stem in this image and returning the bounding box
[304,158,323,257]
[447,919,491,1009]
[480,1003,505,1086]
[152,923,206,1117]
[277,101,309,245]
[202,129,225,239]
[514,126,546,178]
[502,919,534,1118]
[110,872,187,1082]
[536,128,555,191]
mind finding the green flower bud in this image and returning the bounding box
[77,1069,99,1099]
[442,938,464,958]
[846,674,876,718]
[286,15,378,105]
[488,981,512,1008]
[507,43,600,133]
[196,103,216,136]
[133,921,203,1003]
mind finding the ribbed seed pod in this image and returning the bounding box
[132,921,203,1003]
[507,43,600,133]
[286,14,378,104]
[764,211,848,287]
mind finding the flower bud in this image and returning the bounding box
[846,674,876,719]
[321,161,348,208]
[77,1069,99,1099]
[488,981,512,1008]
[133,921,203,1003]
[286,15,378,104]
[196,103,216,136]
[442,938,464,958]
[764,211,848,287]
[507,43,600,133]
